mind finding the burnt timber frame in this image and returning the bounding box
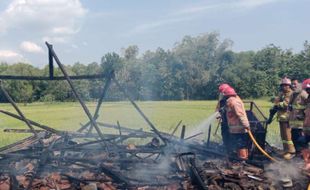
[0,42,166,145]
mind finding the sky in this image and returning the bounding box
[0,0,309,67]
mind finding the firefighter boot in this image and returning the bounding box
[283,142,296,160]
[301,149,310,170]
[283,152,296,160]
[282,124,296,160]
[237,148,248,160]
[281,141,288,155]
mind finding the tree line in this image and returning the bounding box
[0,32,309,103]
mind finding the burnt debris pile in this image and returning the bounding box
[0,42,308,190]
[0,129,307,189]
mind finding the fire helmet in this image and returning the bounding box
[218,83,230,93]
[302,78,310,90]
[280,77,291,86]
[223,87,237,96]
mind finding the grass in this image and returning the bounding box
[0,100,281,148]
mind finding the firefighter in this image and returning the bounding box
[216,83,230,110]
[291,78,299,91]
[300,78,310,170]
[216,83,231,153]
[223,86,250,160]
[273,77,295,159]
[288,79,308,154]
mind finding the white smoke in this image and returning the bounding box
[187,112,219,141]
[265,160,303,187]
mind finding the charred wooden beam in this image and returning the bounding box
[4,129,44,133]
[61,173,89,185]
[180,125,186,140]
[88,77,112,134]
[170,120,182,136]
[26,138,59,190]
[53,137,119,150]
[113,78,168,146]
[184,132,203,140]
[48,44,54,80]
[189,158,208,190]
[0,74,107,80]
[96,122,145,133]
[99,163,129,187]
[206,124,212,147]
[0,82,43,144]
[0,110,60,134]
[55,146,164,154]
[78,76,112,133]
[9,174,19,190]
[45,42,105,142]
[0,135,41,154]
[60,158,129,187]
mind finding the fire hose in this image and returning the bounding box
[213,111,278,162]
[247,129,279,163]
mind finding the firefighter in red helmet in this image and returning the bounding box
[299,78,310,170]
[216,83,231,153]
[223,87,250,160]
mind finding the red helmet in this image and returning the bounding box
[302,78,310,90]
[280,77,291,85]
[218,83,230,93]
[223,87,237,96]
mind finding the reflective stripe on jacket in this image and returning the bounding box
[225,96,249,134]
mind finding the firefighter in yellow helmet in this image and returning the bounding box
[274,77,295,159]
[223,87,250,160]
[288,79,308,154]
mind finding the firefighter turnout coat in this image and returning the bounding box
[275,89,293,122]
[225,96,250,134]
[303,96,310,136]
[289,89,308,129]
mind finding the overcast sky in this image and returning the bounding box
[0,0,309,67]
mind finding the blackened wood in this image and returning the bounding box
[45,42,105,141]
[0,81,42,144]
[171,120,182,136]
[4,129,44,133]
[206,124,212,147]
[113,78,167,146]
[180,125,186,140]
[189,158,208,190]
[78,76,112,133]
[0,74,107,80]
[0,110,60,134]
[48,44,54,80]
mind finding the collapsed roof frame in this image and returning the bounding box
[0,42,167,145]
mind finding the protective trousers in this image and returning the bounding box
[221,123,230,153]
[291,128,303,153]
[279,121,295,153]
[230,133,249,160]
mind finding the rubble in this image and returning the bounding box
[0,43,308,189]
[0,130,308,189]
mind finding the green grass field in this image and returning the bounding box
[0,100,281,147]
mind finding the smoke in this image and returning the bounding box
[129,154,175,183]
[187,111,219,141]
[265,160,303,186]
